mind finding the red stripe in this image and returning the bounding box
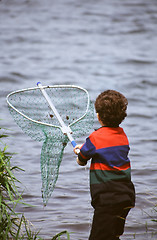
[90,162,130,171]
[89,127,129,149]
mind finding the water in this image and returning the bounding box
[0,0,157,239]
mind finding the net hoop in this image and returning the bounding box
[6,83,94,204]
[6,84,90,129]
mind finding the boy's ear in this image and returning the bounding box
[97,113,100,121]
[97,113,104,126]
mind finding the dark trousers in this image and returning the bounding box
[89,205,131,240]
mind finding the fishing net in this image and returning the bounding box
[7,84,94,205]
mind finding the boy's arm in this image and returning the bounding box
[74,137,95,166]
[77,157,87,166]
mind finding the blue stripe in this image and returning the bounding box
[81,137,96,157]
[92,145,130,167]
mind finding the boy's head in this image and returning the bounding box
[95,90,128,127]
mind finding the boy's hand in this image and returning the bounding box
[74,145,87,166]
[73,144,82,155]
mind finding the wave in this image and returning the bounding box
[122,58,156,65]
[0,76,19,84]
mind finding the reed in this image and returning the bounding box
[0,126,22,239]
[0,125,70,239]
[152,205,157,223]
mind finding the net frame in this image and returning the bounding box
[6,84,93,205]
[6,84,91,132]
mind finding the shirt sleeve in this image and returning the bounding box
[78,136,96,164]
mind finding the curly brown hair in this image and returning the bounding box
[95,90,128,127]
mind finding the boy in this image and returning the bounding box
[74,90,135,240]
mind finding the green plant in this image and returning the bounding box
[52,231,70,240]
[0,126,41,239]
[0,127,22,238]
[0,125,71,239]
[152,205,157,223]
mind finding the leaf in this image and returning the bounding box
[15,214,23,239]
[0,134,8,138]
[51,231,70,240]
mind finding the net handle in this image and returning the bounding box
[37,82,79,153]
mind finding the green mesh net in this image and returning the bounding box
[7,85,94,205]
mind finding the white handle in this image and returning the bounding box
[37,82,79,151]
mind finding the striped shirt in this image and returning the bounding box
[78,127,135,208]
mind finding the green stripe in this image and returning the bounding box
[90,169,131,185]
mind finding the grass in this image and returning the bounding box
[0,125,70,239]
